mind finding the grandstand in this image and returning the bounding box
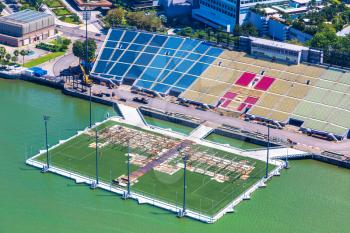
[91,29,350,139]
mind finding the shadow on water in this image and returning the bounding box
[96,194,118,197]
[66,183,86,187]
[150,211,174,216]
[18,166,38,171]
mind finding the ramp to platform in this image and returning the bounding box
[190,124,213,139]
[118,104,146,127]
[244,147,309,160]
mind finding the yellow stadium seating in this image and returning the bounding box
[274,97,300,113]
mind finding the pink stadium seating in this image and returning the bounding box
[223,92,237,99]
[237,103,247,111]
[235,72,256,87]
[221,99,232,108]
[254,76,275,91]
[244,96,259,105]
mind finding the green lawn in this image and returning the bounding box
[53,8,71,16]
[205,133,264,150]
[34,120,273,217]
[59,16,81,25]
[143,116,195,135]
[23,52,65,68]
[45,0,63,8]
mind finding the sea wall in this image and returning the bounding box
[139,108,199,129]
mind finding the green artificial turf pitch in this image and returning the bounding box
[35,120,274,216]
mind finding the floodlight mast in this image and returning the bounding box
[95,128,99,185]
[84,7,92,128]
[43,115,50,171]
[127,139,131,197]
[179,154,189,217]
[265,124,270,179]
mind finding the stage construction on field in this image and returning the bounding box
[26,116,285,223]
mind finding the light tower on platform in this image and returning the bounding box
[265,124,270,179]
[178,154,189,217]
[91,128,99,189]
[123,139,131,199]
[42,115,50,173]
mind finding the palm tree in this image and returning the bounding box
[0,47,6,65]
[5,53,11,63]
[11,56,17,64]
[20,50,27,65]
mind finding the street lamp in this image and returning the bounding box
[91,128,99,189]
[265,124,270,179]
[123,139,131,199]
[178,154,189,217]
[42,115,50,173]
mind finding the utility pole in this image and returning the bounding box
[91,128,99,189]
[265,124,270,179]
[178,154,189,217]
[95,129,99,185]
[83,7,92,128]
[42,115,50,172]
[127,140,131,197]
[123,139,131,199]
[89,85,92,128]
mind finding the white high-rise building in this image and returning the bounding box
[192,0,287,32]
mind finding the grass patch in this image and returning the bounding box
[53,8,71,16]
[45,0,63,8]
[59,15,81,25]
[143,116,195,135]
[23,52,65,68]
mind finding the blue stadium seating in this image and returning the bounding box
[91,29,223,94]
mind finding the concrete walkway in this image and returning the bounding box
[189,124,213,140]
[118,104,146,128]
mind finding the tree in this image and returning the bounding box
[20,50,28,65]
[5,53,11,63]
[14,50,19,57]
[11,56,17,63]
[126,11,163,31]
[72,39,97,62]
[234,23,259,37]
[0,47,6,64]
[105,8,125,28]
[28,0,44,10]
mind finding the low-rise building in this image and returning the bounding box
[0,10,55,47]
[239,36,323,64]
[192,0,288,32]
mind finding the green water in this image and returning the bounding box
[205,133,263,150]
[143,115,195,135]
[1,79,350,233]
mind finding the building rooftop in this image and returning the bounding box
[249,36,308,51]
[0,9,51,25]
[291,0,310,4]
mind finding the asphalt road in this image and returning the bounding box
[56,25,106,42]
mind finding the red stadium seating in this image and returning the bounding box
[223,92,237,99]
[254,76,275,91]
[235,72,256,87]
[221,99,232,108]
[244,96,259,104]
[237,103,247,111]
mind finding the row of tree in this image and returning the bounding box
[307,24,350,67]
[292,3,350,35]
[104,8,164,31]
[0,47,29,65]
